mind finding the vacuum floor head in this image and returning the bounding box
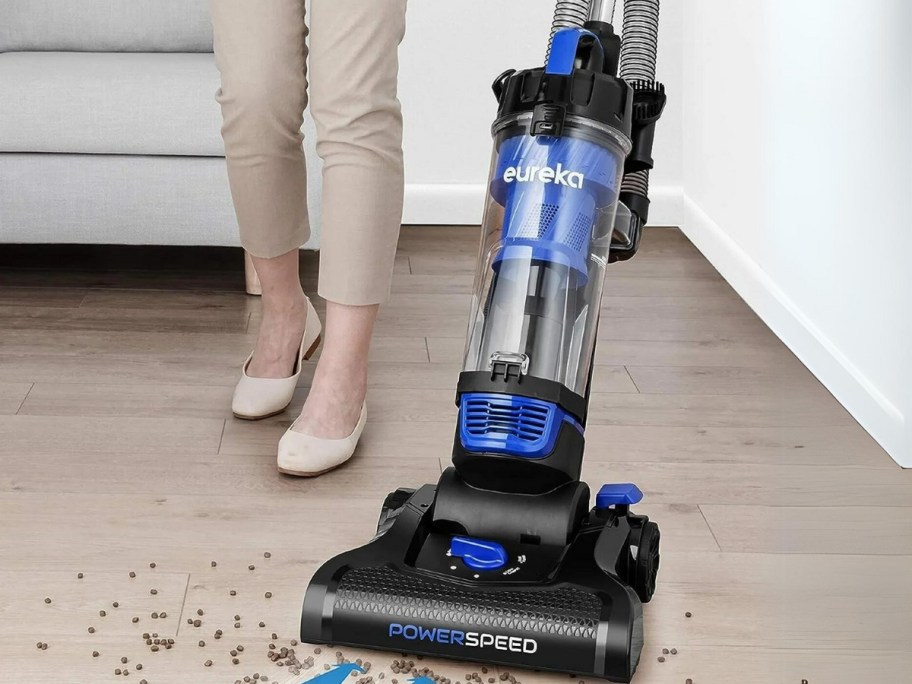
[301,481,659,682]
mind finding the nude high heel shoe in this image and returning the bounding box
[277,402,367,477]
[231,297,322,420]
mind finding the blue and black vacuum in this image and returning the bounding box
[301,1,667,680]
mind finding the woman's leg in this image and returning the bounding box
[293,0,407,438]
[210,0,311,378]
[247,250,308,378]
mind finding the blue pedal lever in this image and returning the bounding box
[450,536,509,572]
[596,483,644,508]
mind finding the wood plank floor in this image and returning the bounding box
[1,227,909,684]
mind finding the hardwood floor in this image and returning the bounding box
[0,227,908,684]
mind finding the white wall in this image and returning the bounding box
[399,0,684,224]
[678,0,912,466]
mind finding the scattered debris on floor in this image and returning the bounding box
[30,552,535,683]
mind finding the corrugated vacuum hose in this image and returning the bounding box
[618,0,661,230]
[619,0,660,82]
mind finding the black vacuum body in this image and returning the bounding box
[302,2,666,680]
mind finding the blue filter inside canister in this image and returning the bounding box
[490,132,622,282]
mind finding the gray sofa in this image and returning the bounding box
[0,0,321,249]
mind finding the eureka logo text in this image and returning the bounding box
[503,163,584,189]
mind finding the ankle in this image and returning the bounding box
[313,355,367,387]
[261,288,307,317]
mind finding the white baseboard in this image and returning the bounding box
[641,185,684,227]
[679,192,908,468]
[403,182,686,227]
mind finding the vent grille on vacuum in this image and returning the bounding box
[518,203,559,238]
[567,212,591,251]
[463,395,550,443]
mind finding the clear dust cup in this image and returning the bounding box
[463,111,631,397]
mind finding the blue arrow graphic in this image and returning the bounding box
[300,663,366,684]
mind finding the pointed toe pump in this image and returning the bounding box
[277,403,367,477]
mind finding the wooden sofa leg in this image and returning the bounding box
[244,251,262,296]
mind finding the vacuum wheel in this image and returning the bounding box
[375,488,416,536]
[632,521,661,603]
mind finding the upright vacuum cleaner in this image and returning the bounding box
[301,1,666,680]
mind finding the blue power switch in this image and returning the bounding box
[450,536,508,571]
[596,483,644,508]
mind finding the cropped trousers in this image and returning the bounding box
[209,0,407,304]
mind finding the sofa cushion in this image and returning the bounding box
[0,0,212,53]
[0,52,225,156]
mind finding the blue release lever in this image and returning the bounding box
[596,483,644,508]
[545,27,602,76]
[450,536,508,571]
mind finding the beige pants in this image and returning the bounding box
[210,0,407,305]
